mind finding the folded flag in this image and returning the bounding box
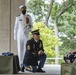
[2,52,14,56]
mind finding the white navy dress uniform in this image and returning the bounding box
[14,5,33,69]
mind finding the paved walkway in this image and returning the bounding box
[19,64,61,75]
[43,64,61,75]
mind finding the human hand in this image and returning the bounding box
[26,17,29,24]
[38,50,43,55]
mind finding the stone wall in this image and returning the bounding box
[0,0,25,54]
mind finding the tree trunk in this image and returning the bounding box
[44,0,72,64]
[54,4,72,64]
[45,0,54,26]
[54,19,59,64]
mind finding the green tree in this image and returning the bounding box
[27,0,76,63]
[27,0,45,21]
[58,6,76,55]
[50,0,76,56]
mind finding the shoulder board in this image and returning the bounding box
[18,15,20,16]
[39,39,42,42]
[27,14,31,17]
[27,39,32,42]
[27,38,34,42]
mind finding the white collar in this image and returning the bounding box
[20,14,26,18]
[34,38,38,42]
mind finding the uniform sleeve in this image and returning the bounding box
[14,17,19,40]
[24,15,33,33]
[26,40,33,52]
[39,40,44,52]
[29,15,33,31]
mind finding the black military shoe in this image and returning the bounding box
[21,66,25,72]
[37,68,46,73]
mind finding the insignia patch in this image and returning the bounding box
[19,19,23,21]
[32,52,35,54]
[33,44,35,49]
[27,45,30,50]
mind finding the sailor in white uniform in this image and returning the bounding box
[14,5,33,70]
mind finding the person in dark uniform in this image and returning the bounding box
[24,29,47,72]
[64,50,76,63]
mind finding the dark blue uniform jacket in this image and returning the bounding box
[24,38,44,66]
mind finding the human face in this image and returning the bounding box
[22,10,26,15]
[33,34,40,40]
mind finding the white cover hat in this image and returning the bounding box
[19,5,26,9]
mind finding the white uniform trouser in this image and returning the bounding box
[17,30,28,69]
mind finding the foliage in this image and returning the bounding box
[49,1,76,56]
[28,0,46,21]
[58,6,76,55]
[32,22,62,57]
[28,0,76,60]
[51,2,62,20]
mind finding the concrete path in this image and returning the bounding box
[19,64,61,75]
